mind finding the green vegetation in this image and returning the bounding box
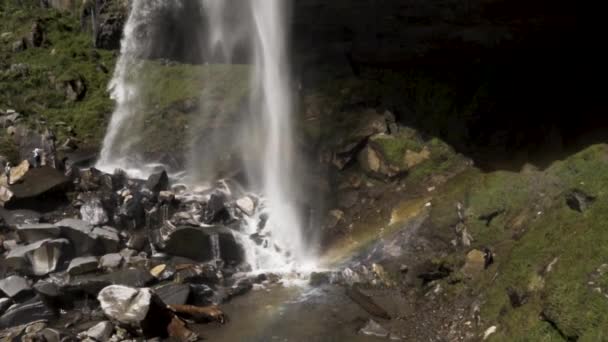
[0,4,116,145]
[426,145,608,340]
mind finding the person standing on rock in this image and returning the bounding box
[4,162,11,185]
[33,148,42,168]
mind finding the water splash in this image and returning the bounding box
[98,0,315,273]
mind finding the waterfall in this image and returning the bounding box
[97,0,313,272]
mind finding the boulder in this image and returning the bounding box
[201,193,230,224]
[236,196,255,216]
[97,285,173,338]
[80,196,109,226]
[84,321,114,341]
[162,226,244,264]
[92,226,120,253]
[99,253,123,270]
[67,256,99,275]
[145,170,169,193]
[565,189,596,213]
[0,209,41,227]
[5,239,69,276]
[0,297,56,329]
[16,223,61,243]
[4,166,69,207]
[55,218,97,255]
[153,283,190,306]
[0,275,32,300]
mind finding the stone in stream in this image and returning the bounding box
[0,297,56,329]
[201,193,230,224]
[16,223,61,243]
[80,196,109,226]
[54,219,120,255]
[153,283,190,306]
[97,285,174,338]
[99,253,123,270]
[162,226,244,264]
[67,256,99,275]
[83,321,114,341]
[145,170,170,193]
[236,196,256,216]
[359,319,390,338]
[5,238,69,276]
[0,275,33,300]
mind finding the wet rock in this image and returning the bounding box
[153,283,190,306]
[565,189,596,212]
[359,319,390,338]
[0,275,33,300]
[16,223,61,243]
[97,285,173,338]
[80,196,109,226]
[0,297,55,329]
[92,226,120,253]
[55,218,97,255]
[78,168,107,192]
[84,321,114,341]
[201,193,230,224]
[236,196,255,216]
[309,272,331,286]
[5,238,69,276]
[0,298,12,315]
[162,226,243,264]
[169,304,225,324]
[175,264,221,285]
[33,281,61,299]
[0,209,41,227]
[40,328,68,342]
[68,256,99,275]
[145,170,169,193]
[188,284,214,306]
[158,191,175,203]
[126,231,147,251]
[5,167,69,207]
[99,253,123,270]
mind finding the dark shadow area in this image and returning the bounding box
[294,0,599,171]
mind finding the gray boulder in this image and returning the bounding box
[67,256,99,275]
[162,226,244,264]
[16,223,60,243]
[99,253,123,270]
[5,238,69,276]
[153,283,190,306]
[80,196,109,226]
[55,218,97,255]
[0,298,56,329]
[83,321,114,341]
[0,275,32,300]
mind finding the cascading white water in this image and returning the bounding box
[98,0,314,272]
[97,0,182,178]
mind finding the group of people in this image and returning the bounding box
[3,148,44,185]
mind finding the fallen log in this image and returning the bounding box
[169,304,226,324]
